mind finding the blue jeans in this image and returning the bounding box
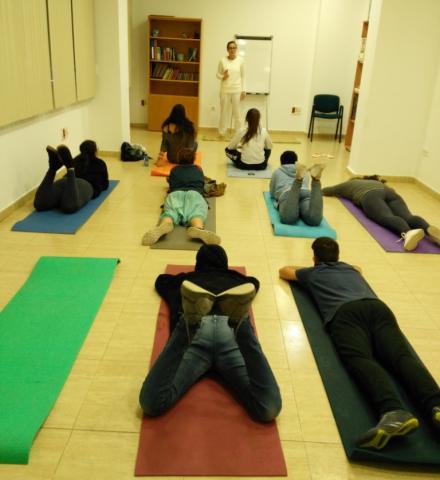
[278,179,323,226]
[139,315,282,423]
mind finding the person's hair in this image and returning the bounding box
[312,237,340,263]
[75,140,98,176]
[176,147,195,165]
[241,108,261,145]
[352,174,387,184]
[195,245,229,272]
[161,104,195,135]
[226,40,237,50]
[280,150,298,165]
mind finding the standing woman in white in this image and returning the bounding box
[217,40,246,138]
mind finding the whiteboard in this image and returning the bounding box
[235,35,272,95]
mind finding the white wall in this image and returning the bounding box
[349,0,440,182]
[130,0,369,131]
[0,0,130,212]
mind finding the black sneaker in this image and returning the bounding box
[181,281,215,326]
[216,283,256,327]
[357,410,419,450]
[432,406,440,430]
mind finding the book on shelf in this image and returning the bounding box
[187,47,198,62]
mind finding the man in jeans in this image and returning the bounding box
[139,245,282,423]
[279,237,440,449]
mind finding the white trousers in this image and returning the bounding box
[219,92,241,135]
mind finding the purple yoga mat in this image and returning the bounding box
[339,198,440,254]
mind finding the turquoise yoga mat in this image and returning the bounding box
[263,192,337,239]
[0,256,119,464]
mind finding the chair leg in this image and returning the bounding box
[335,117,339,140]
[338,113,343,142]
[308,113,314,140]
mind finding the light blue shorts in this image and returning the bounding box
[161,190,208,225]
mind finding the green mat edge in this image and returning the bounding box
[0,256,119,464]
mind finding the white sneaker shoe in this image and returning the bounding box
[141,222,174,246]
[401,228,425,251]
[295,163,307,180]
[427,225,440,246]
[187,226,221,245]
[308,163,326,180]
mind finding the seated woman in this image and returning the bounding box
[225,108,272,170]
[34,142,108,214]
[156,104,197,166]
[270,150,325,226]
[323,176,440,251]
[142,148,220,246]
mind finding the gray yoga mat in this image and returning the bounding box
[227,162,272,179]
[151,197,216,251]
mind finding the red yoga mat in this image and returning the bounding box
[135,265,287,476]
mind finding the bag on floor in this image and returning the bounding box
[203,176,227,197]
[120,142,151,163]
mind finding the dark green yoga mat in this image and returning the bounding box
[289,283,440,465]
[0,256,118,464]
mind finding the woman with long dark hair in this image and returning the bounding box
[156,104,197,166]
[225,108,272,170]
[74,140,109,198]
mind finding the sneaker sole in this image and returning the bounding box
[217,283,256,323]
[404,230,425,251]
[181,281,215,325]
[187,227,221,245]
[141,223,173,246]
[358,417,419,450]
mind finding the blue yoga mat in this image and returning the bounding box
[263,192,336,239]
[11,180,119,234]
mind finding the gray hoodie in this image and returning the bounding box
[269,164,309,205]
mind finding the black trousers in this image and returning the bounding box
[328,299,440,416]
[225,148,271,171]
[360,187,429,235]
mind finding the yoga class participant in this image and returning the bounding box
[142,148,220,246]
[217,40,245,139]
[34,143,108,214]
[156,104,197,166]
[225,108,272,170]
[139,244,282,423]
[270,150,326,225]
[279,237,440,450]
[323,176,440,251]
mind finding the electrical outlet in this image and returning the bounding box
[62,128,68,140]
[141,99,145,106]
[291,106,301,115]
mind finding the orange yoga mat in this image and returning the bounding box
[135,265,287,476]
[150,151,202,177]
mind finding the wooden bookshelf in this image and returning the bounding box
[147,15,201,131]
[345,21,368,151]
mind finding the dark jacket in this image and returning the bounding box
[168,164,204,195]
[74,155,109,198]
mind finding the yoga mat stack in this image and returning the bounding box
[135,264,287,476]
[0,256,118,464]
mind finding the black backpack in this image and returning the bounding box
[120,142,151,162]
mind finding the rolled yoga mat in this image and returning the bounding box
[339,198,440,254]
[135,264,287,476]
[0,256,119,464]
[11,180,119,234]
[264,191,337,239]
[289,282,440,465]
[150,197,216,251]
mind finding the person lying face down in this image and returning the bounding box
[279,237,440,450]
[139,244,282,423]
[322,176,440,251]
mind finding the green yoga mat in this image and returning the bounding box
[290,283,440,466]
[0,256,119,464]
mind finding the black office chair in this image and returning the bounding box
[308,94,344,142]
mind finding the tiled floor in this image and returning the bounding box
[1,129,440,479]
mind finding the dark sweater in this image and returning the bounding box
[168,164,204,195]
[155,270,260,331]
[73,155,109,198]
